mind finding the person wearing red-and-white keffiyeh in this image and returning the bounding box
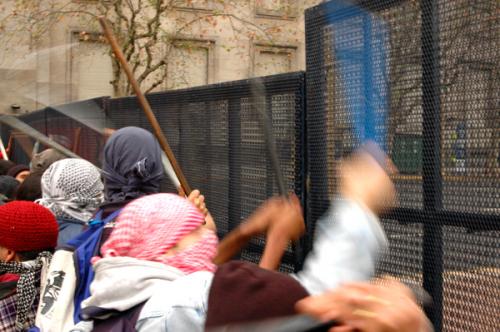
[0,201,57,332]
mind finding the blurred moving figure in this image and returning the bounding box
[295,142,396,295]
[296,279,433,332]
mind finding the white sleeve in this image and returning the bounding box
[295,200,388,295]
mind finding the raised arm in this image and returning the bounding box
[214,194,304,269]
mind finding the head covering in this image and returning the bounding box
[0,201,58,252]
[205,261,309,329]
[100,193,218,274]
[14,174,42,201]
[103,127,164,202]
[0,160,16,175]
[0,175,19,202]
[30,148,66,176]
[7,164,29,178]
[37,158,104,222]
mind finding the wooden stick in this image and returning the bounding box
[98,17,191,195]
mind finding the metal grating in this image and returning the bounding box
[106,73,306,272]
[306,0,500,331]
[305,0,499,331]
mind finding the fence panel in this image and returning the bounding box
[107,72,306,272]
[305,1,499,331]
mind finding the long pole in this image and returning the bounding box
[98,17,191,195]
[250,78,302,270]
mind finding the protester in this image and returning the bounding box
[100,126,215,231]
[102,127,164,205]
[0,175,19,204]
[0,201,58,331]
[15,174,42,201]
[7,164,30,183]
[34,127,181,331]
[203,142,397,331]
[71,193,218,331]
[0,160,16,176]
[37,158,105,246]
[296,279,433,332]
[294,141,396,295]
[30,148,66,176]
[66,192,301,332]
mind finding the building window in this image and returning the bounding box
[253,44,296,77]
[166,39,214,90]
[255,0,297,19]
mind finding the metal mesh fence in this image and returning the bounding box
[106,73,306,272]
[305,0,499,331]
[1,1,497,329]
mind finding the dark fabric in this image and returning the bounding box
[57,219,85,246]
[97,199,132,248]
[0,264,45,331]
[15,175,42,201]
[0,175,19,202]
[0,290,39,332]
[0,278,18,300]
[91,302,145,332]
[103,127,164,203]
[98,199,132,219]
[7,164,29,178]
[0,160,16,176]
[205,261,309,329]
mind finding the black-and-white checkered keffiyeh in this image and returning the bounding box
[0,252,52,331]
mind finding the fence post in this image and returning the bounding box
[228,96,242,250]
[421,0,444,330]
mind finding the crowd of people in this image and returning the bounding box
[0,127,432,332]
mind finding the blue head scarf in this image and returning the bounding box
[103,127,164,202]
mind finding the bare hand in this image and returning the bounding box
[266,193,305,242]
[296,280,431,332]
[187,189,217,231]
[187,189,208,216]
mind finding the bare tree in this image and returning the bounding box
[1,0,315,96]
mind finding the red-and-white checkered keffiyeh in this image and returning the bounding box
[99,193,218,274]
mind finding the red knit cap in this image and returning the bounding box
[0,201,58,252]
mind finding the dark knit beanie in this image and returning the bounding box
[15,174,42,201]
[205,261,309,329]
[7,164,29,178]
[0,175,19,201]
[0,160,16,176]
[0,201,58,252]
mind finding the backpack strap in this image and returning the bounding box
[103,209,122,224]
[89,209,122,226]
[88,210,104,226]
